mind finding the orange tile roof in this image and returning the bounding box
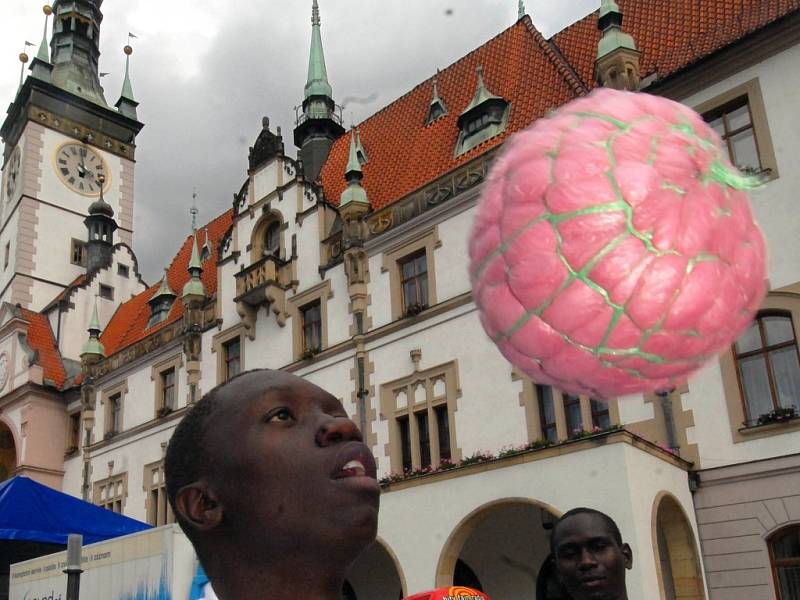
[319,2,798,212]
[319,18,586,211]
[100,210,233,356]
[553,0,800,90]
[19,308,68,389]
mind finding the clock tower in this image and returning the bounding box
[0,0,144,311]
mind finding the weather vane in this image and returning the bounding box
[190,189,199,232]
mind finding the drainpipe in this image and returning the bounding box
[356,356,367,434]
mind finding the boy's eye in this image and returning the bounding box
[265,408,293,423]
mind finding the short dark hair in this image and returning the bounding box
[164,369,267,519]
[551,507,623,555]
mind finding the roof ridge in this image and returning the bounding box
[520,14,590,96]
[349,19,529,130]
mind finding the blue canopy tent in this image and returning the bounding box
[0,476,150,599]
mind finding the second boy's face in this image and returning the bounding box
[205,371,380,557]
[554,513,632,600]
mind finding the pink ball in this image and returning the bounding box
[469,88,767,399]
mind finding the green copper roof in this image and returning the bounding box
[82,300,105,357]
[304,0,333,100]
[518,0,525,19]
[597,0,638,59]
[36,32,49,63]
[182,233,207,299]
[151,270,176,300]
[461,66,502,116]
[345,130,362,176]
[120,53,135,102]
[340,132,369,207]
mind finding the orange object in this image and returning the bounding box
[404,586,489,600]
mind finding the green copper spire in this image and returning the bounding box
[597,0,638,60]
[518,0,525,19]
[182,232,206,299]
[81,298,105,358]
[461,66,502,116]
[36,6,52,63]
[340,130,369,207]
[121,48,135,102]
[153,270,176,300]
[304,0,333,100]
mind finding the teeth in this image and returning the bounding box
[342,459,366,476]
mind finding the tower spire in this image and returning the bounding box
[340,129,369,208]
[81,296,105,360]
[115,38,139,120]
[305,0,332,100]
[595,0,641,90]
[518,0,525,19]
[293,0,344,182]
[31,6,54,82]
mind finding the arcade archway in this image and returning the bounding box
[653,492,705,600]
[345,537,406,600]
[0,420,17,482]
[436,499,562,599]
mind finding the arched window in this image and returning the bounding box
[264,221,280,257]
[735,312,800,425]
[770,526,800,599]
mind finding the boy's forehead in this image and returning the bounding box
[556,513,615,543]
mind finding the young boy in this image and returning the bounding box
[551,508,633,600]
[165,369,380,600]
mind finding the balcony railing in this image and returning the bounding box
[234,255,290,306]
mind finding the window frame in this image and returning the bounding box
[398,249,429,315]
[769,525,800,600]
[143,459,175,527]
[695,78,778,180]
[287,280,332,361]
[380,360,462,474]
[213,325,247,384]
[249,212,286,263]
[66,411,81,454]
[70,238,87,267]
[300,299,323,354]
[151,355,183,417]
[720,294,800,442]
[382,226,441,321]
[93,472,127,513]
[100,381,127,439]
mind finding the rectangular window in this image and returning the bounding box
[301,301,322,353]
[3,242,9,270]
[94,474,125,514]
[144,462,175,527]
[705,97,761,173]
[537,385,558,443]
[399,250,429,313]
[417,410,431,468]
[70,239,87,267]
[161,368,176,413]
[591,398,611,430]
[106,392,122,437]
[67,412,81,453]
[398,415,411,473]
[564,394,583,435]
[117,264,130,278]
[99,284,114,301]
[223,338,241,381]
[435,404,451,461]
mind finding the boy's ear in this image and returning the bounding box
[621,543,633,569]
[174,481,223,532]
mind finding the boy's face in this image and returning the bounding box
[553,512,632,600]
[204,371,380,556]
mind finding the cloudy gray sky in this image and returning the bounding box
[2,0,599,282]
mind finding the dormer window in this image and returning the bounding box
[147,273,176,329]
[425,76,448,125]
[455,66,509,157]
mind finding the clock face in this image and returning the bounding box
[54,143,109,196]
[5,147,20,201]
